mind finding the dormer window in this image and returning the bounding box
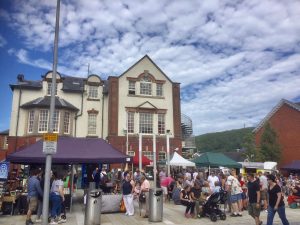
[47,82,57,95]
[88,86,98,99]
[129,81,136,95]
[140,75,152,95]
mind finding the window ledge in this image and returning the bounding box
[86,135,98,138]
[127,94,164,99]
[87,98,100,101]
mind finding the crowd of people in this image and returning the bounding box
[26,169,72,225]
[24,166,300,225]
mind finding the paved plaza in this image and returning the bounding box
[1,191,299,225]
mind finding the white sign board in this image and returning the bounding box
[43,133,58,154]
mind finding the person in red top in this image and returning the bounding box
[238,174,248,210]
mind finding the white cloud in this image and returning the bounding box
[0,35,7,47]
[2,0,300,134]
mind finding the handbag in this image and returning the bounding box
[139,192,146,203]
[120,198,126,212]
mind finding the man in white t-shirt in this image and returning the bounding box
[207,172,219,191]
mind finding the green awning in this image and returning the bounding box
[193,152,242,168]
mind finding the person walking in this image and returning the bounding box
[49,171,65,225]
[258,171,268,212]
[140,175,150,218]
[26,169,43,225]
[122,172,135,216]
[247,173,262,225]
[266,174,290,225]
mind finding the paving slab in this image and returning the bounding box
[1,193,299,225]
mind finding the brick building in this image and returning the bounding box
[253,99,300,167]
[2,55,182,163]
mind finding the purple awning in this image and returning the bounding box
[7,137,131,164]
[281,160,300,170]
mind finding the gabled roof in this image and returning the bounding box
[253,99,300,133]
[21,96,79,111]
[118,55,176,84]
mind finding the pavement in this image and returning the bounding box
[1,191,299,225]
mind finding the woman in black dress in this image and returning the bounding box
[266,174,289,225]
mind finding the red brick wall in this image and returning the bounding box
[255,104,300,167]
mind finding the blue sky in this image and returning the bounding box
[1,0,300,135]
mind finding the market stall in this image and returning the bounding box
[5,137,132,213]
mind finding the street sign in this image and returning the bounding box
[43,133,58,154]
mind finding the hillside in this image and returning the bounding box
[195,127,254,153]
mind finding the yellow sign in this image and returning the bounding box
[43,133,58,142]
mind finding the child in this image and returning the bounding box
[213,181,221,193]
[133,181,141,200]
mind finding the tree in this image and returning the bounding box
[260,123,281,162]
[242,132,260,162]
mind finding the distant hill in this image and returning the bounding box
[195,127,254,153]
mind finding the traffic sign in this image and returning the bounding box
[43,133,58,154]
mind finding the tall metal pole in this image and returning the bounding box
[153,134,157,188]
[139,133,142,171]
[42,0,60,224]
[166,132,170,176]
[125,111,129,170]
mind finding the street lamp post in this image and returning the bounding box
[153,134,157,188]
[166,130,170,176]
[139,133,142,172]
[42,0,60,224]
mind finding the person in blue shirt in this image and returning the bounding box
[26,169,43,225]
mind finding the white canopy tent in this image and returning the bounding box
[168,152,196,167]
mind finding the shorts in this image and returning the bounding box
[27,196,38,211]
[161,186,168,195]
[241,192,247,200]
[260,190,267,200]
[248,203,260,217]
[230,193,242,203]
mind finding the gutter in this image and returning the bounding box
[101,85,105,138]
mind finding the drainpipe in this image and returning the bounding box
[101,85,105,138]
[75,90,84,137]
[14,88,22,152]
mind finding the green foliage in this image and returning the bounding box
[260,122,281,162]
[195,127,254,153]
[241,132,260,162]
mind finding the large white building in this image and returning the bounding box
[6,55,183,162]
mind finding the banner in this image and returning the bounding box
[0,161,9,179]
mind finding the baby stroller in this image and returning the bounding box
[200,190,227,222]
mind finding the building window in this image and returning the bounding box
[28,110,35,133]
[156,83,163,96]
[88,114,97,135]
[139,113,153,134]
[88,86,98,99]
[53,110,60,133]
[158,114,165,134]
[47,82,57,95]
[158,151,166,161]
[140,76,152,95]
[143,151,153,160]
[38,110,49,132]
[128,112,134,133]
[64,112,70,134]
[128,151,135,156]
[128,81,136,95]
